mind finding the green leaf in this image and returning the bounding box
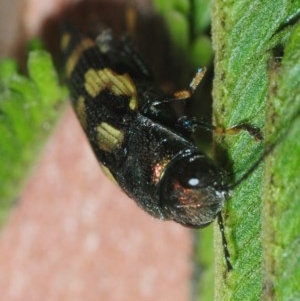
[263,21,300,301]
[212,0,300,300]
[0,50,66,225]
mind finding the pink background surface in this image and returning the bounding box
[0,107,192,301]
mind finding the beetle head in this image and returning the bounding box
[159,153,229,228]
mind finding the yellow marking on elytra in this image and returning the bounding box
[75,96,87,129]
[100,164,118,185]
[61,33,71,51]
[66,38,94,77]
[84,68,138,111]
[96,122,124,152]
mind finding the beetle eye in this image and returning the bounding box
[187,177,200,187]
[158,154,228,228]
[178,159,219,188]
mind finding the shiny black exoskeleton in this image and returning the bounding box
[61,28,229,229]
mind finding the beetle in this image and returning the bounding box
[61,27,262,270]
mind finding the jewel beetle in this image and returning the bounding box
[61,27,261,271]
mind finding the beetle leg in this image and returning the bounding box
[150,67,207,107]
[176,116,263,141]
[173,67,207,100]
[217,213,233,272]
[175,116,213,134]
[214,123,263,141]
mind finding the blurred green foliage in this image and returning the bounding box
[0,50,66,225]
